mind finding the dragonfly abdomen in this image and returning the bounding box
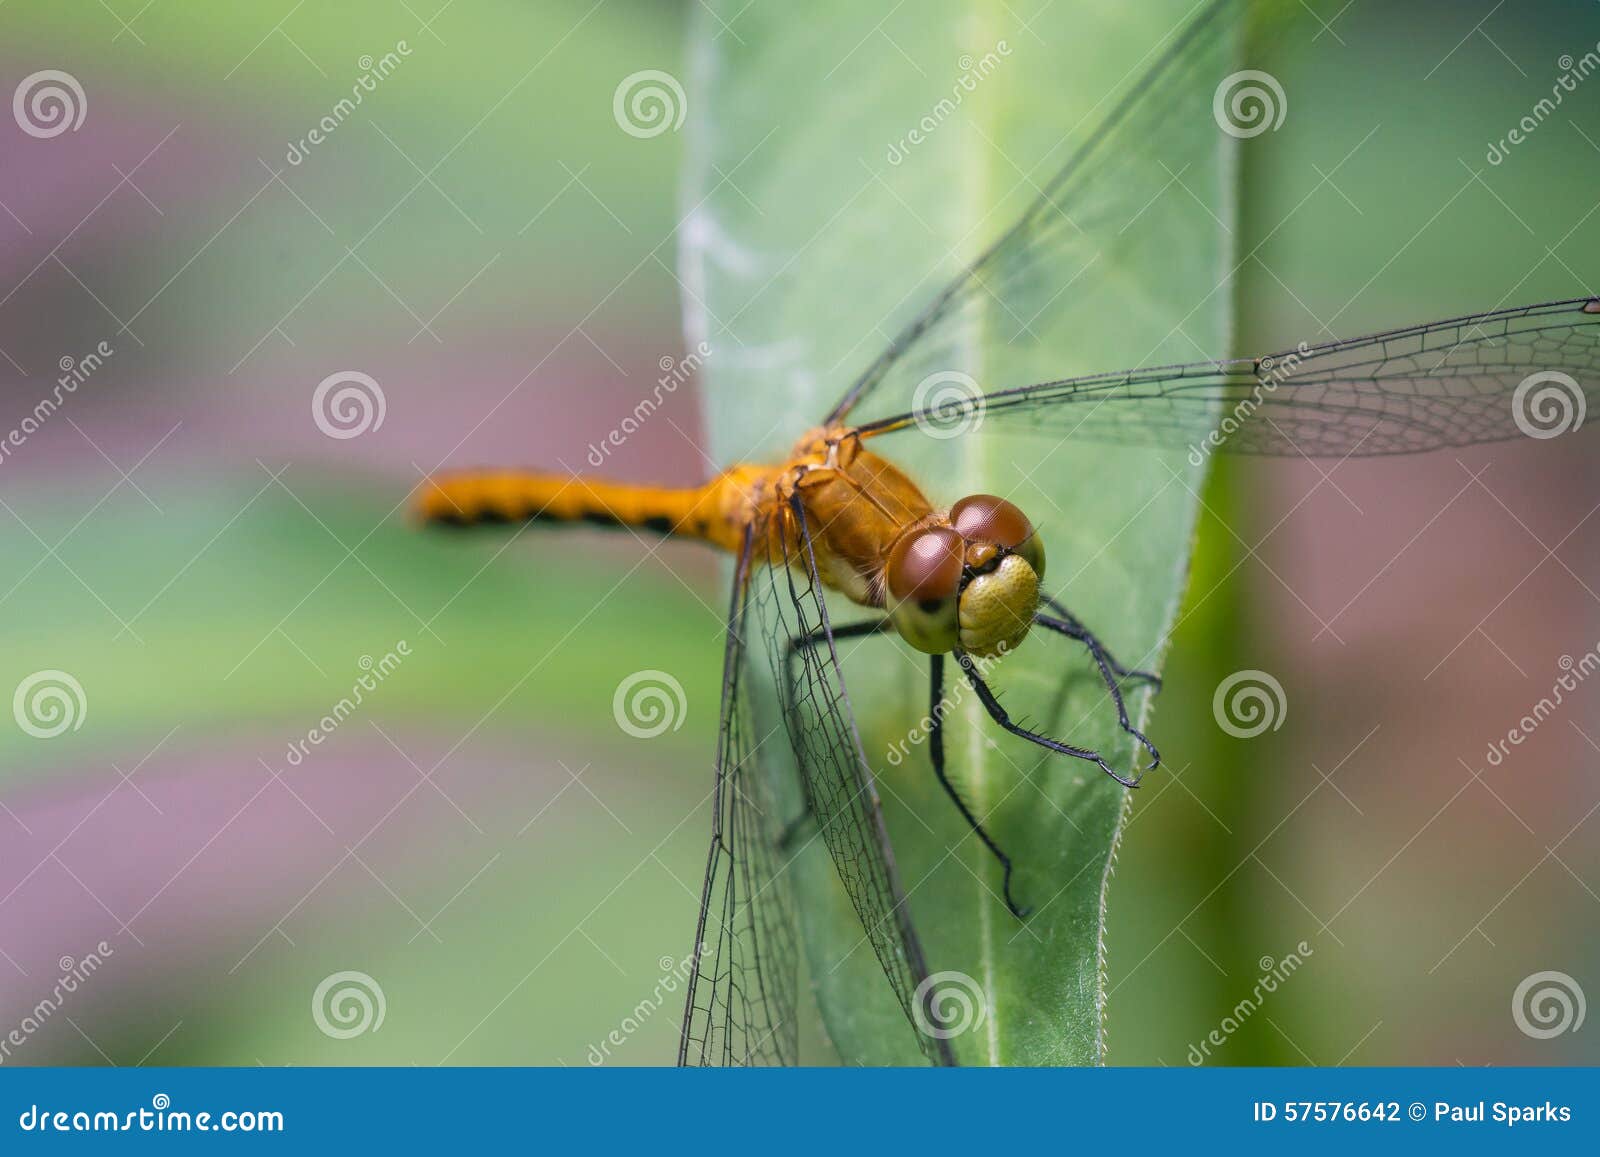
[416,468,767,554]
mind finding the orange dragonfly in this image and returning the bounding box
[419,0,1599,1065]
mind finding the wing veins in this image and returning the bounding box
[822,0,1240,425]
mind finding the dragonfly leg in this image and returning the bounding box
[1040,594,1161,688]
[954,649,1147,788]
[929,654,1030,919]
[1033,609,1161,776]
[777,618,895,848]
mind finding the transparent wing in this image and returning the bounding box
[825,0,1261,428]
[680,526,801,1066]
[855,298,1600,458]
[750,497,956,1066]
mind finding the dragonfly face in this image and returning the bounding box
[884,494,1046,658]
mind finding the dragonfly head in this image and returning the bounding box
[883,494,1045,658]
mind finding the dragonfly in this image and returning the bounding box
[417,0,1599,1065]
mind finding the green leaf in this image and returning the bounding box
[686,1,1236,1063]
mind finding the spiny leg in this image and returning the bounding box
[1034,611,1161,775]
[1041,594,1161,687]
[777,618,894,850]
[953,650,1144,788]
[928,654,1030,919]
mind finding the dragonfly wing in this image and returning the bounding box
[824,0,1262,429]
[680,525,801,1066]
[750,497,957,1066]
[856,298,1600,458]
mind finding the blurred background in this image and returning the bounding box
[0,0,1595,1066]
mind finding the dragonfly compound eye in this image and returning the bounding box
[884,526,964,654]
[950,494,1045,579]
